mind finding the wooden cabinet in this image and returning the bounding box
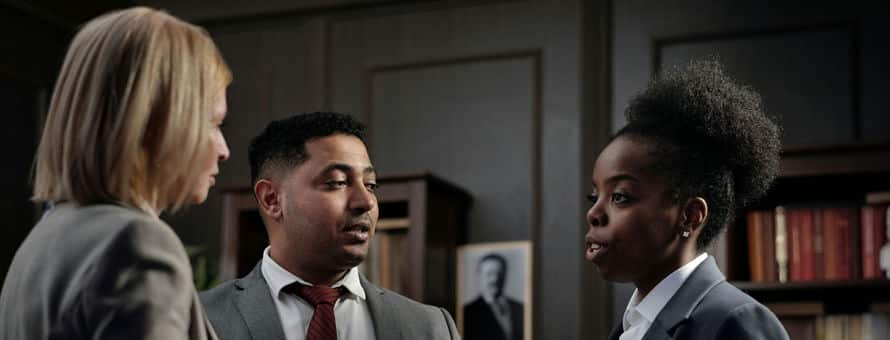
[218,173,471,312]
[724,143,890,317]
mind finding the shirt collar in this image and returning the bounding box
[625,252,709,324]
[261,246,367,300]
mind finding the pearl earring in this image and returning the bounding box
[681,231,690,238]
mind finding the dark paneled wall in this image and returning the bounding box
[0,0,132,284]
[145,0,613,339]
[0,5,67,284]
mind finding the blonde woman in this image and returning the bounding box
[0,7,231,339]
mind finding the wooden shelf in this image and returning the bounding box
[734,279,890,291]
[733,279,890,314]
[779,142,890,177]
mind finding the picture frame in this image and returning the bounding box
[456,241,532,340]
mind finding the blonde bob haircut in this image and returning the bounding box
[32,7,232,214]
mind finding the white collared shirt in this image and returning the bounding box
[261,247,376,340]
[620,253,709,340]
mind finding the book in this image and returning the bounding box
[839,207,861,280]
[776,207,789,283]
[788,209,816,281]
[824,208,840,281]
[814,316,825,340]
[862,313,889,340]
[748,211,765,282]
[799,313,890,340]
[848,314,862,340]
[862,205,889,279]
[762,209,778,282]
[789,209,802,281]
[847,207,863,280]
[800,209,815,281]
[812,209,825,280]
[822,315,842,340]
[823,207,861,280]
[837,208,851,280]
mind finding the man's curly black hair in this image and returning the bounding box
[248,112,366,184]
[615,59,781,251]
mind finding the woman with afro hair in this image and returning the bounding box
[585,60,789,340]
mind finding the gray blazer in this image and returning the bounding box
[608,257,789,340]
[200,263,460,340]
[0,203,217,340]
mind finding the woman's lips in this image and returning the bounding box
[585,241,607,262]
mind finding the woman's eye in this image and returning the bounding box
[586,193,598,203]
[611,193,630,204]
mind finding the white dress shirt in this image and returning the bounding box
[619,253,709,340]
[261,247,377,340]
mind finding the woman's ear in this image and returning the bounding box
[680,197,708,237]
[254,179,283,221]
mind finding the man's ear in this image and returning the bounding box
[254,179,282,221]
[679,197,708,237]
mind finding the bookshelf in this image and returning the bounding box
[735,280,890,314]
[724,143,890,337]
[218,173,472,313]
[715,142,890,340]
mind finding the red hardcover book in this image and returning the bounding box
[787,209,802,281]
[861,205,889,279]
[823,208,839,280]
[812,209,825,280]
[747,210,764,282]
[832,207,861,280]
[848,207,862,280]
[761,209,778,282]
[836,208,851,280]
[798,209,815,281]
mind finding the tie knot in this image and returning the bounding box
[294,284,345,307]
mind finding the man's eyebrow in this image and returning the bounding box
[321,163,376,176]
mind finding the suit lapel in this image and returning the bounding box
[233,264,287,340]
[361,276,403,340]
[642,256,725,340]
[640,319,677,340]
[607,322,623,340]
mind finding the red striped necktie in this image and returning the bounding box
[293,284,346,340]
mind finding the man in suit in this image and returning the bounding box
[463,254,523,340]
[201,112,460,340]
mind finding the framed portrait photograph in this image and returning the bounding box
[456,241,532,340]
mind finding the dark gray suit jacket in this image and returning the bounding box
[200,263,460,340]
[0,203,217,340]
[608,257,789,340]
